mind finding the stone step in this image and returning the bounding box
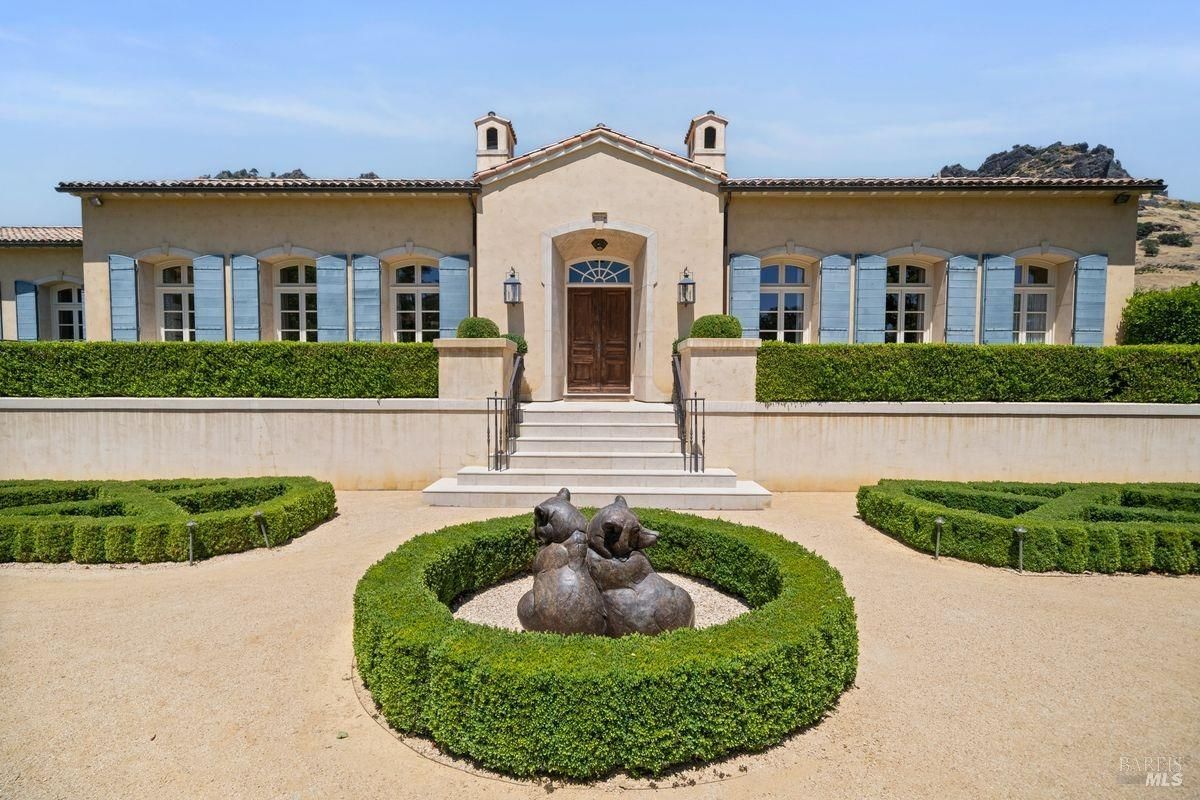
[513,436,681,454]
[422,478,772,510]
[508,451,693,470]
[456,466,738,489]
[520,402,676,425]
[516,421,679,439]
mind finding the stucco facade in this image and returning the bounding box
[1,112,1164,402]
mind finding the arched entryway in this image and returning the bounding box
[566,259,632,393]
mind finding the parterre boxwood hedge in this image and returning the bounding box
[756,342,1200,402]
[455,316,501,338]
[353,510,858,779]
[856,479,1200,574]
[0,477,336,563]
[0,341,437,398]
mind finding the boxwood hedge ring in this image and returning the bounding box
[353,509,858,779]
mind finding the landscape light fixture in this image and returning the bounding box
[503,268,522,304]
[1014,526,1027,573]
[677,268,696,305]
[933,516,945,560]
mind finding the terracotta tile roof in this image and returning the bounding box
[473,125,726,182]
[723,176,1167,192]
[0,226,83,247]
[56,178,479,194]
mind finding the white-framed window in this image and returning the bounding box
[392,264,440,342]
[885,264,930,343]
[157,264,195,341]
[52,286,85,340]
[759,263,808,343]
[276,263,318,342]
[1013,263,1054,344]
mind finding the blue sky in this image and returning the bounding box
[2,0,1198,224]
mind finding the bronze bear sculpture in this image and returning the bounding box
[585,495,695,637]
[517,489,607,635]
[517,490,694,638]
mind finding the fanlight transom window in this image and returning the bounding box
[568,260,631,284]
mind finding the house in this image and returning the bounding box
[1,111,1163,404]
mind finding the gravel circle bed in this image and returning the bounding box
[452,571,750,630]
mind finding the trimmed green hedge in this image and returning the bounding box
[455,317,500,338]
[1121,285,1200,345]
[353,510,857,779]
[757,343,1200,403]
[857,479,1200,574]
[690,314,743,338]
[0,477,336,563]
[0,341,437,398]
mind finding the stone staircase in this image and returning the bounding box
[422,401,771,509]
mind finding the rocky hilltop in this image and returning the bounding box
[940,142,1130,180]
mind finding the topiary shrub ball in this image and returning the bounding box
[689,314,742,339]
[455,316,501,338]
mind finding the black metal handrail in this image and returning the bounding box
[488,354,524,471]
[671,354,705,473]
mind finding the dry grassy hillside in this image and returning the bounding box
[1137,196,1200,290]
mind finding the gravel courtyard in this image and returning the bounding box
[1,492,1196,799]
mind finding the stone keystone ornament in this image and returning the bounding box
[517,490,694,637]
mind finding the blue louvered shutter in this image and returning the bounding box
[438,255,470,338]
[108,254,139,341]
[1072,254,1108,346]
[818,255,852,343]
[981,255,1016,344]
[192,255,226,341]
[316,254,348,342]
[15,281,38,340]
[853,255,887,343]
[945,255,979,343]
[728,254,761,338]
[352,255,382,342]
[230,255,260,340]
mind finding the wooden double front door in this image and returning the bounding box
[567,288,631,393]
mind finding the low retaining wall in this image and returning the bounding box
[704,402,1200,491]
[1,399,1197,491]
[0,398,489,490]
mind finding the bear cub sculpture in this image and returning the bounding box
[517,489,694,638]
[517,488,607,636]
[586,495,695,637]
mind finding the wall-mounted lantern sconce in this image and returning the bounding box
[677,268,696,305]
[503,268,522,304]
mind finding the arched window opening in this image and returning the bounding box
[703,125,717,149]
[1013,263,1056,344]
[157,264,195,341]
[486,126,499,151]
[52,285,85,340]
[276,263,318,341]
[393,264,440,342]
[759,263,807,343]
[885,264,929,343]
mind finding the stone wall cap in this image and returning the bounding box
[678,337,762,354]
[703,400,1200,417]
[0,397,485,412]
[433,337,517,352]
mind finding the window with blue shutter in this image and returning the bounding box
[108,254,139,341]
[980,255,1016,344]
[192,255,226,341]
[15,281,38,340]
[818,254,852,343]
[230,255,260,340]
[1072,254,1108,346]
[945,255,979,343]
[853,255,887,343]
[352,255,382,342]
[728,254,761,338]
[438,255,470,338]
[316,255,348,342]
